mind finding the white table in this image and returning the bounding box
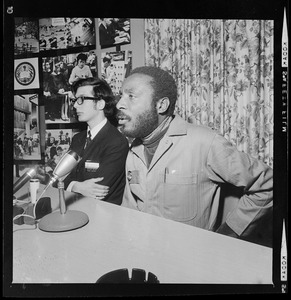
[13,183,273,284]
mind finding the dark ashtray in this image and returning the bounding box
[34,197,52,220]
[13,206,25,225]
[13,197,52,225]
[96,268,160,283]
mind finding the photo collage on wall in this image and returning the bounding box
[13,17,97,175]
[13,17,133,176]
[101,50,132,95]
[39,17,97,125]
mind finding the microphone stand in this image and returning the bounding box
[38,179,89,232]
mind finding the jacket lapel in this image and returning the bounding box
[148,115,187,172]
[79,121,111,162]
[147,137,173,172]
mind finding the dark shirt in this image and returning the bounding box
[40,38,47,48]
[49,72,68,95]
[99,23,116,46]
[49,36,57,48]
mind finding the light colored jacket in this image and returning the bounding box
[121,114,273,235]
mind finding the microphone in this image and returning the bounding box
[37,150,81,200]
[13,168,37,194]
[37,149,89,232]
[47,149,80,186]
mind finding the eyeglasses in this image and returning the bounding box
[71,96,100,105]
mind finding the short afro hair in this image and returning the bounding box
[129,66,177,115]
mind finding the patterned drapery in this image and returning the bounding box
[145,19,274,167]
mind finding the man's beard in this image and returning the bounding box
[119,105,159,139]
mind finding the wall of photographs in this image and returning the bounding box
[13,17,134,177]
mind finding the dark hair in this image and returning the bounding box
[103,56,111,63]
[76,53,87,63]
[129,66,178,115]
[72,77,118,126]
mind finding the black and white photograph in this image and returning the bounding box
[42,50,97,124]
[98,18,131,48]
[3,0,288,297]
[101,50,132,95]
[44,129,74,174]
[39,18,95,51]
[14,94,41,161]
[14,17,39,55]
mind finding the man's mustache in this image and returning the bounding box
[116,111,130,120]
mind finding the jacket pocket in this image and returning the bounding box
[162,173,198,222]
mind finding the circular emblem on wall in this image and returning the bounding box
[15,62,35,86]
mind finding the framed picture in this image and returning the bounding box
[14,57,40,90]
[101,50,132,95]
[14,17,39,55]
[41,50,97,124]
[14,93,41,161]
[39,18,95,51]
[98,18,131,48]
[44,128,80,173]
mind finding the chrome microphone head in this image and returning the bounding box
[13,168,37,194]
[36,150,81,201]
[45,150,81,187]
[52,150,80,180]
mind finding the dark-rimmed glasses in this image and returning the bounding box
[71,96,100,105]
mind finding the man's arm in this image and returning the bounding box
[69,67,77,85]
[207,133,273,237]
[63,134,129,204]
[93,139,129,204]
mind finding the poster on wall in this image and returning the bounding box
[98,18,130,48]
[39,18,95,51]
[42,50,97,124]
[14,17,39,55]
[44,128,80,174]
[14,94,41,161]
[14,57,40,90]
[101,50,132,95]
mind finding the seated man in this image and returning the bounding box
[115,66,273,241]
[63,77,129,205]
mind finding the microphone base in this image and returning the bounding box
[38,210,89,232]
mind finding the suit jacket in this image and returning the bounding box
[63,121,129,205]
[99,23,116,46]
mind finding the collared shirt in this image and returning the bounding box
[88,118,107,140]
[66,118,107,192]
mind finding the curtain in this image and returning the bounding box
[144,19,274,168]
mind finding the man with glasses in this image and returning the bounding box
[62,77,129,205]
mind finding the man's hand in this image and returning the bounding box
[71,177,109,200]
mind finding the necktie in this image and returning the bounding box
[84,130,92,149]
